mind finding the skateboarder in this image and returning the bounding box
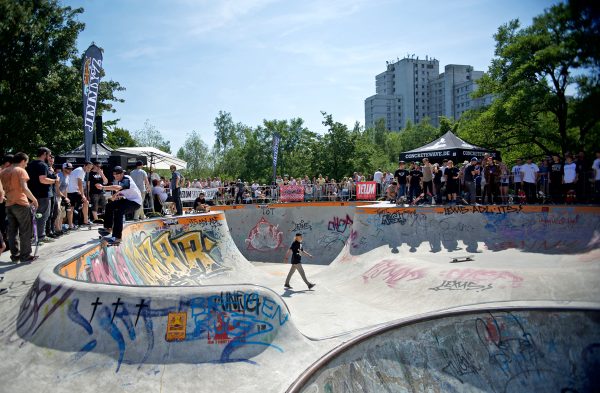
[96,166,142,243]
[283,233,315,290]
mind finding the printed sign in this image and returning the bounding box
[82,44,103,162]
[165,312,187,342]
[279,185,304,202]
[356,181,377,200]
[180,188,219,202]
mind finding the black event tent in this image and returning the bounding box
[399,131,501,164]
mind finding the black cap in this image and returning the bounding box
[113,166,124,174]
[295,233,303,237]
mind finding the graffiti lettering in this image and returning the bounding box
[291,220,312,232]
[442,269,523,288]
[439,342,482,383]
[328,214,353,233]
[444,205,523,215]
[362,260,427,288]
[429,280,493,292]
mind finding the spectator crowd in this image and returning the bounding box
[0,146,598,264]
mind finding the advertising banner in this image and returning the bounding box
[279,185,304,202]
[82,44,103,162]
[356,181,377,200]
[180,188,219,202]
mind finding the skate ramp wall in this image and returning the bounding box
[220,202,366,264]
[56,212,260,286]
[292,308,600,393]
[16,273,299,372]
[342,204,600,258]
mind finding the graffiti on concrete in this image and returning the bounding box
[245,217,284,252]
[362,260,427,288]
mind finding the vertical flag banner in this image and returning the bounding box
[82,44,103,162]
[272,133,281,181]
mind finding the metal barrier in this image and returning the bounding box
[169,168,598,207]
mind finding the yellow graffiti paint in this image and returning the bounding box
[165,312,187,342]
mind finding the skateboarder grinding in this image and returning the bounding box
[283,233,316,290]
[96,166,142,243]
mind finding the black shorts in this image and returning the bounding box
[67,192,83,209]
[90,193,107,211]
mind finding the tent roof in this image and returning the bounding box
[404,131,486,153]
[116,146,187,170]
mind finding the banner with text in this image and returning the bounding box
[356,181,377,200]
[279,185,304,202]
[180,188,219,202]
[82,44,103,162]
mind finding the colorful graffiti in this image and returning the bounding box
[362,260,427,288]
[16,282,290,372]
[245,217,284,252]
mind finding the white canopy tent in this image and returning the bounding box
[116,146,187,170]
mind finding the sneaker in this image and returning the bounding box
[47,233,59,239]
[308,283,316,290]
[20,255,39,263]
[10,255,20,262]
[284,284,292,289]
[69,226,79,231]
[39,237,55,243]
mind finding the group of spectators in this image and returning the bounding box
[383,151,600,205]
[0,147,189,262]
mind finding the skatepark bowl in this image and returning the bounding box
[1,202,600,392]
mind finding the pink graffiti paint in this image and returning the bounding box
[110,249,137,285]
[362,260,427,288]
[245,217,284,252]
[442,269,524,288]
[87,254,118,284]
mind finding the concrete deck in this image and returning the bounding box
[0,203,598,392]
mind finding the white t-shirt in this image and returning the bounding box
[563,162,577,184]
[373,171,383,183]
[117,175,143,205]
[152,185,168,203]
[592,158,600,181]
[512,165,522,182]
[520,163,539,183]
[67,167,85,193]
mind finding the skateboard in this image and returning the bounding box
[100,236,120,247]
[450,255,474,263]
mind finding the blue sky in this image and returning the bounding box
[66,0,556,153]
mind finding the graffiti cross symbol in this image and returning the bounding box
[135,299,148,327]
[111,297,123,322]
[90,297,103,323]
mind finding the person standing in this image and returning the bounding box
[421,159,433,203]
[169,165,183,215]
[283,233,315,290]
[0,153,39,262]
[563,155,578,203]
[463,158,479,204]
[26,147,58,243]
[45,154,60,238]
[512,158,523,194]
[483,157,499,204]
[549,155,563,203]
[593,151,600,204]
[130,161,151,220]
[67,161,92,229]
[520,158,539,204]
[235,179,245,204]
[408,162,423,203]
[87,162,108,222]
[393,161,409,201]
[97,166,142,242]
[445,160,460,203]
[373,168,383,197]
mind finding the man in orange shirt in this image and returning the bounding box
[0,153,39,262]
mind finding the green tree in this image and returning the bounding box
[176,130,213,179]
[471,1,600,156]
[0,0,126,156]
[0,0,84,155]
[320,112,355,180]
[133,119,171,153]
[105,126,136,149]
